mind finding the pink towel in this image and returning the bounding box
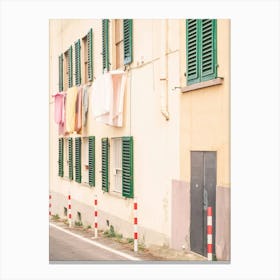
[52,92,65,124]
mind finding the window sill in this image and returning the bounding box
[181,77,224,93]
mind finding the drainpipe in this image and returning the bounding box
[159,19,170,121]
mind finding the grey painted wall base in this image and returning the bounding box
[216,186,230,261]
[49,191,169,248]
[171,180,190,251]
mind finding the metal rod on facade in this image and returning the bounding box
[94,195,98,238]
[68,194,72,228]
[49,194,52,217]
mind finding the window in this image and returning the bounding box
[75,39,81,86]
[112,138,122,193]
[102,19,109,72]
[81,137,89,184]
[186,19,217,85]
[115,19,124,69]
[101,137,109,191]
[88,136,95,187]
[58,137,64,177]
[123,19,133,65]
[68,137,74,180]
[63,46,73,90]
[82,28,93,83]
[58,54,63,92]
[75,137,81,183]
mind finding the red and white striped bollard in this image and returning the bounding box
[207,206,213,261]
[133,200,138,252]
[68,194,72,228]
[94,196,98,238]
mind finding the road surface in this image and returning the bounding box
[49,223,140,262]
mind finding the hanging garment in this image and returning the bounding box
[59,94,66,135]
[91,72,112,124]
[52,92,65,124]
[75,86,83,132]
[82,84,89,127]
[91,71,126,127]
[65,86,78,133]
[109,70,127,127]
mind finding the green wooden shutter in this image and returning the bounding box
[186,19,200,85]
[75,137,81,183]
[122,136,134,198]
[75,39,81,86]
[68,137,73,180]
[87,28,93,81]
[58,138,64,177]
[58,54,63,91]
[88,136,95,187]
[201,19,217,81]
[68,46,73,88]
[102,19,109,72]
[101,138,109,192]
[123,19,133,65]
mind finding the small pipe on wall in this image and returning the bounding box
[159,19,170,121]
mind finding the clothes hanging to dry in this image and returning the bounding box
[82,84,90,127]
[65,86,78,134]
[52,92,66,125]
[75,86,83,133]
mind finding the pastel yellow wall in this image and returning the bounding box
[179,19,230,188]
[49,19,182,243]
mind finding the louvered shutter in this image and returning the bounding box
[101,138,109,192]
[58,54,63,91]
[68,137,73,180]
[87,28,93,81]
[102,19,109,72]
[123,19,133,65]
[186,19,200,85]
[68,46,73,88]
[201,19,217,81]
[75,39,81,86]
[88,136,95,187]
[122,136,134,198]
[75,137,81,183]
[58,138,64,177]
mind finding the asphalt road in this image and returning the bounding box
[49,223,139,262]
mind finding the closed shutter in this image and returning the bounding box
[123,19,133,65]
[75,39,81,86]
[88,136,95,187]
[68,137,73,180]
[75,137,81,183]
[87,28,93,81]
[68,46,73,88]
[122,136,134,198]
[101,138,109,192]
[58,54,63,91]
[201,19,217,81]
[186,19,199,85]
[102,19,109,72]
[58,138,64,177]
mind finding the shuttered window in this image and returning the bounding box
[75,39,81,86]
[87,28,93,81]
[122,136,134,198]
[102,19,109,72]
[101,138,109,192]
[88,136,95,187]
[75,137,81,183]
[58,54,63,91]
[68,46,73,88]
[58,138,64,177]
[186,19,217,85]
[123,19,133,65]
[68,137,73,180]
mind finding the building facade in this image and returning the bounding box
[49,19,230,260]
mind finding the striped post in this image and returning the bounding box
[207,206,213,261]
[68,194,72,228]
[133,200,138,252]
[49,194,52,217]
[94,196,98,238]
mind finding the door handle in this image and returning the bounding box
[203,189,208,210]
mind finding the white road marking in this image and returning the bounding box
[49,222,141,261]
